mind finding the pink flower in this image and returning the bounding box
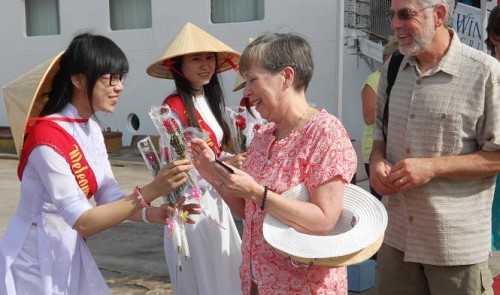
[182,131,194,141]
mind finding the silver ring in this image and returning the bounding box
[399,178,404,185]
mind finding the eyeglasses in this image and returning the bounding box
[101,73,126,86]
[387,6,435,21]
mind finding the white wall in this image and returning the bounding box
[0,0,370,146]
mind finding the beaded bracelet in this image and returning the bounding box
[260,186,269,211]
[133,186,150,208]
[141,207,152,224]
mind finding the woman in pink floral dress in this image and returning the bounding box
[190,32,357,295]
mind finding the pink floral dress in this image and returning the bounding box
[240,109,357,295]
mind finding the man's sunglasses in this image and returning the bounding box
[387,6,435,21]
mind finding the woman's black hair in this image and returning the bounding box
[170,54,232,149]
[485,5,500,57]
[40,32,129,116]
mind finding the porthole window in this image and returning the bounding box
[127,113,140,132]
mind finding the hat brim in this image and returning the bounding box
[273,235,384,267]
[263,183,388,267]
[147,51,240,80]
[232,72,245,92]
[3,51,64,156]
[146,23,241,79]
[232,37,253,92]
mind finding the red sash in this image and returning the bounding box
[163,95,222,157]
[18,119,98,199]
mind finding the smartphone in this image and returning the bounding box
[214,159,235,174]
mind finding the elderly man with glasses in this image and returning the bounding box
[369,0,500,294]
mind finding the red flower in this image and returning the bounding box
[239,97,254,108]
[145,151,161,174]
[235,116,247,130]
[163,118,179,133]
[253,124,261,132]
[159,106,169,114]
[161,147,170,162]
[146,152,156,164]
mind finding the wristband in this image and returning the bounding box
[141,207,152,224]
[260,186,269,211]
[134,186,150,208]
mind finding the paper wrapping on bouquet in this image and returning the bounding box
[136,107,192,270]
[150,105,229,228]
[149,106,228,262]
[137,135,191,270]
[137,136,162,177]
[166,207,191,271]
[225,105,266,153]
[136,135,191,269]
[149,106,197,203]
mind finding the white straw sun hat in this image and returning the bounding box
[3,51,65,156]
[263,183,387,267]
[146,22,241,80]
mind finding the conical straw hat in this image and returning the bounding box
[146,22,241,79]
[232,38,254,92]
[3,51,65,156]
[232,72,246,92]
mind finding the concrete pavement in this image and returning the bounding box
[1,148,500,294]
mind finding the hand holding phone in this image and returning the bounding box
[214,159,235,174]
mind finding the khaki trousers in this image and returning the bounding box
[377,243,493,295]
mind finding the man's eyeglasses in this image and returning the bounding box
[101,73,126,86]
[387,6,435,21]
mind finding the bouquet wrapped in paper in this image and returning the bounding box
[152,105,230,227]
[137,136,162,177]
[226,104,266,153]
[136,135,190,271]
[144,105,227,269]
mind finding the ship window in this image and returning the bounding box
[25,0,60,36]
[211,0,264,23]
[110,0,152,30]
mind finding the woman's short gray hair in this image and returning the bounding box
[239,32,314,91]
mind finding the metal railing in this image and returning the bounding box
[344,0,392,40]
